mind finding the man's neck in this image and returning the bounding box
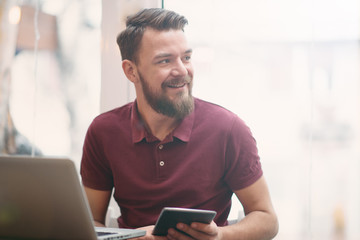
[137,101,180,141]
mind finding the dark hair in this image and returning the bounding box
[116,8,188,63]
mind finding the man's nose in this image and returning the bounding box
[171,59,188,77]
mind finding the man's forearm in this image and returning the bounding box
[219,211,279,240]
[94,220,107,227]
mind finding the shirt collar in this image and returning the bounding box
[131,100,195,143]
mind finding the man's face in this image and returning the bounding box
[135,28,194,119]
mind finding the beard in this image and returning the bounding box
[138,72,194,119]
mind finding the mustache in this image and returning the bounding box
[163,75,192,86]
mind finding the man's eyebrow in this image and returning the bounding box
[153,49,193,60]
[154,53,172,59]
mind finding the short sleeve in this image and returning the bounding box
[80,119,114,190]
[224,117,263,190]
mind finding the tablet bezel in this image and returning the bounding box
[152,207,217,236]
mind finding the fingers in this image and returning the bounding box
[167,222,218,240]
[167,226,194,240]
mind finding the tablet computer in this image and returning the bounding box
[152,207,217,236]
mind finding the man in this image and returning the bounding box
[81,8,278,240]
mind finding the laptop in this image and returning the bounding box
[0,155,146,240]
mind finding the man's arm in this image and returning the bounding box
[167,176,278,240]
[84,186,112,227]
[219,176,279,239]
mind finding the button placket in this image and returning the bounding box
[158,144,165,167]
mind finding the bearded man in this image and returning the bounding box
[80,8,278,240]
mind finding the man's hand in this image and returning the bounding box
[167,221,221,240]
[132,225,168,240]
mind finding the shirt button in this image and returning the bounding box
[159,161,165,166]
[158,145,164,150]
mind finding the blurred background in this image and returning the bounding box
[1,0,359,239]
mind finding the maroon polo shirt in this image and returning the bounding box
[80,98,262,228]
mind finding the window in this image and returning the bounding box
[165,0,360,239]
[0,0,101,166]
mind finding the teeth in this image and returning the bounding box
[168,83,185,88]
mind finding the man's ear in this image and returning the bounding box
[122,59,138,83]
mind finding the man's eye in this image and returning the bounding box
[158,59,170,64]
[184,56,191,61]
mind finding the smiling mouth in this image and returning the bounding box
[164,75,192,89]
[167,83,187,88]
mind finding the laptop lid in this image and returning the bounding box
[0,156,145,240]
